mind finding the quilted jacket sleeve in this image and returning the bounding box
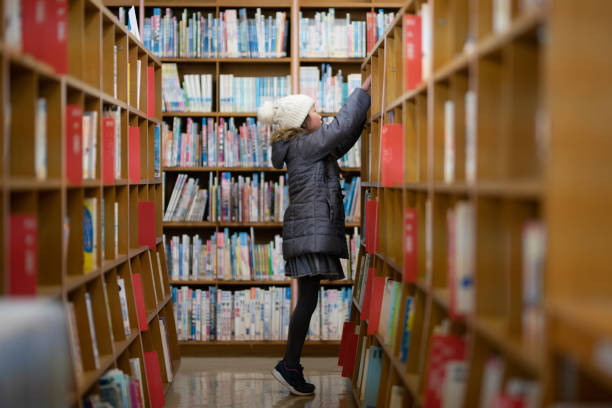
[297,88,371,163]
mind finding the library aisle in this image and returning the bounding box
[165,357,355,408]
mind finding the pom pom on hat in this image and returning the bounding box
[257,94,315,129]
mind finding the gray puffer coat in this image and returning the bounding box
[271,88,371,260]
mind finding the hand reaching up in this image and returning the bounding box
[362,75,372,92]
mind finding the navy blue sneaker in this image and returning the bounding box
[272,360,316,396]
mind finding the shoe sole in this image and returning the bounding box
[272,368,315,396]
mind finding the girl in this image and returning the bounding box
[257,75,371,396]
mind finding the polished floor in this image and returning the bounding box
[165,357,357,408]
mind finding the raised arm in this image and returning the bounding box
[296,88,371,163]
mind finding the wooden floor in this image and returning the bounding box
[165,357,357,408]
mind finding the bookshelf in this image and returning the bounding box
[345,0,612,407]
[104,0,403,356]
[0,0,180,405]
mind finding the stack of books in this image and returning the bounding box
[219,74,291,112]
[161,64,213,112]
[299,9,367,58]
[307,287,353,341]
[366,10,396,53]
[341,177,361,223]
[142,8,289,58]
[172,286,292,341]
[300,65,362,113]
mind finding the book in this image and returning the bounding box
[465,91,477,183]
[117,277,131,336]
[132,273,149,331]
[389,385,405,408]
[441,361,468,408]
[129,126,140,183]
[65,302,84,378]
[381,124,404,187]
[399,296,414,363]
[147,66,156,117]
[143,351,165,408]
[522,221,546,344]
[299,65,363,112]
[82,111,98,180]
[158,317,173,382]
[128,6,140,40]
[84,292,101,369]
[363,346,383,408]
[367,276,386,335]
[129,358,146,407]
[447,201,475,317]
[404,208,418,282]
[420,3,432,81]
[219,74,290,113]
[479,355,505,408]
[136,59,142,109]
[444,100,455,183]
[66,105,83,185]
[365,199,379,254]
[138,201,156,249]
[102,116,115,185]
[9,214,38,295]
[83,197,98,272]
[404,14,422,90]
[35,98,47,180]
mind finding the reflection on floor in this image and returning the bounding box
[165,357,357,408]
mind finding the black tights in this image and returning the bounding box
[284,275,321,369]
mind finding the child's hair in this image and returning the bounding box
[270,127,306,145]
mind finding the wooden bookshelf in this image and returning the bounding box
[107,0,403,356]
[347,0,612,407]
[0,0,180,405]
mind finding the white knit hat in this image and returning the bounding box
[257,94,315,129]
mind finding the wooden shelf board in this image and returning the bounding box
[170,280,217,286]
[475,180,543,199]
[148,293,173,324]
[352,296,362,314]
[77,354,115,397]
[66,268,103,292]
[162,166,361,173]
[179,340,340,357]
[160,57,291,63]
[113,179,129,186]
[6,49,61,80]
[156,236,163,245]
[65,75,101,99]
[300,57,363,63]
[128,106,149,120]
[321,279,355,285]
[433,182,471,195]
[162,111,217,117]
[404,181,429,191]
[414,278,428,294]
[216,280,291,286]
[431,287,450,311]
[102,255,129,273]
[433,52,471,84]
[114,331,140,358]
[163,222,218,227]
[7,178,62,191]
[82,179,102,188]
[101,93,129,110]
[467,315,543,375]
[37,284,63,298]
[128,245,150,259]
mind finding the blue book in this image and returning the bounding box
[399,297,413,362]
[209,286,216,339]
[192,291,197,339]
[364,347,383,408]
[154,125,160,178]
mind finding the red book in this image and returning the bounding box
[129,126,141,183]
[131,273,149,331]
[341,332,359,378]
[102,117,115,185]
[338,321,355,366]
[45,0,67,74]
[423,334,467,408]
[493,395,526,408]
[143,351,166,408]
[9,215,38,295]
[366,276,386,335]
[147,66,155,118]
[365,200,379,254]
[366,12,375,53]
[381,124,404,187]
[360,268,375,321]
[22,0,47,61]
[404,14,422,91]
[138,201,156,249]
[404,208,418,283]
[65,105,83,185]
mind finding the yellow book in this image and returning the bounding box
[83,198,97,272]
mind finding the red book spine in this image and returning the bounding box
[338,321,355,366]
[143,351,166,408]
[423,334,467,408]
[366,276,386,335]
[65,105,83,185]
[381,124,404,187]
[360,268,375,321]
[9,214,38,295]
[46,0,68,74]
[138,201,156,249]
[129,126,141,183]
[404,14,422,91]
[131,273,149,331]
[365,200,379,254]
[366,12,375,53]
[341,332,359,378]
[404,208,418,283]
[147,66,156,118]
[22,0,46,60]
[102,117,115,185]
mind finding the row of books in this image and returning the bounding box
[219,74,291,113]
[163,172,289,223]
[162,117,274,168]
[172,286,291,341]
[341,177,361,223]
[83,367,145,408]
[141,8,289,59]
[306,287,353,341]
[337,139,361,169]
[299,66,362,113]
[298,9,394,58]
[161,67,214,113]
[164,230,286,281]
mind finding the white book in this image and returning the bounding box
[113,202,119,257]
[128,6,140,40]
[35,98,47,180]
[441,361,468,408]
[479,356,505,408]
[444,100,455,183]
[84,292,100,369]
[82,115,91,179]
[389,385,405,408]
[158,318,174,382]
[117,277,131,336]
[66,302,84,378]
[113,108,121,179]
[90,111,98,179]
[155,251,166,297]
[455,201,474,314]
[129,358,146,407]
[493,0,512,33]
[113,45,118,99]
[136,59,142,109]
[465,91,477,183]
[420,3,432,81]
